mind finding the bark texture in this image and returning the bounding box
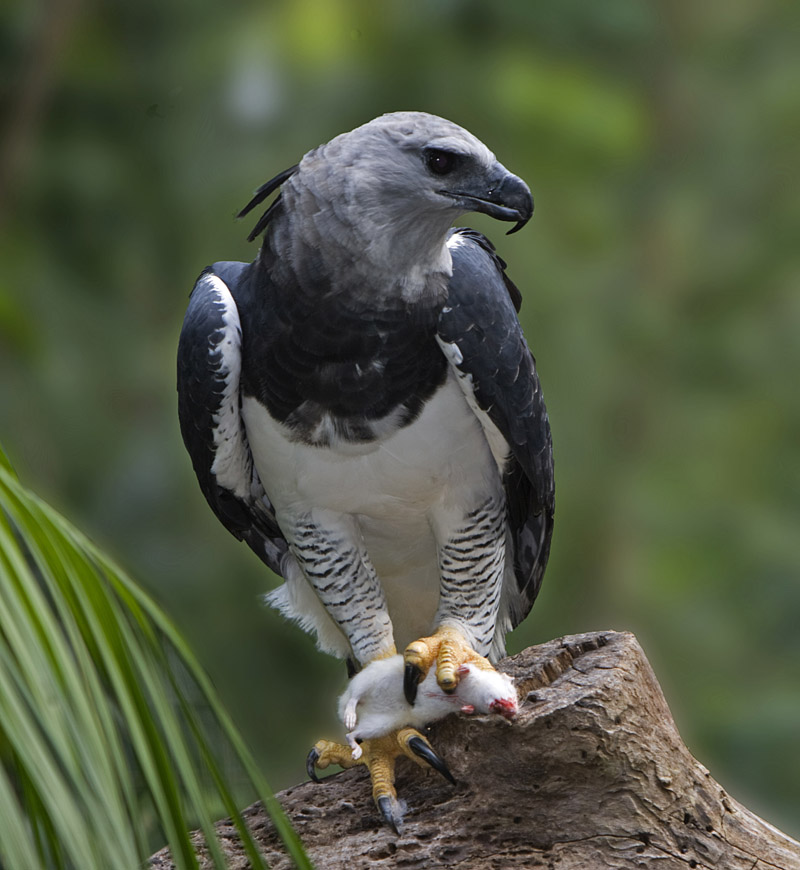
[150,630,800,869]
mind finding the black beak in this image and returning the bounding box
[440,163,533,235]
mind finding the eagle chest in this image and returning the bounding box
[239,288,449,447]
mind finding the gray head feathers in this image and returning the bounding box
[239,112,532,290]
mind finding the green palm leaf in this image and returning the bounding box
[0,445,312,870]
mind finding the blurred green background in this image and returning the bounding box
[2,0,798,839]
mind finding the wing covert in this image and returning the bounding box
[438,229,555,628]
[177,262,288,575]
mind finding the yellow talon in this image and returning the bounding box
[306,726,455,832]
[361,734,400,805]
[308,738,360,776]
[404,625,494,696]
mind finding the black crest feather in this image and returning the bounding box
[237,164,298,242]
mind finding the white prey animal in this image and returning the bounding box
[339,654,518,759]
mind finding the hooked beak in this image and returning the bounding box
[439,163,533,235]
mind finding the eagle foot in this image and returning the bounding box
[403,625,495,704]
[306,727,454,833]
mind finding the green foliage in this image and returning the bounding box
[1,0,798,840]
[0,447,310,869]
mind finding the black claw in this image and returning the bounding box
[306,748,321,783]
[408,735,456,785]
[377,796,401,834]
[404,662,422,705]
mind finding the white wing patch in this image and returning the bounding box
[436,335,510,473]
[202,274,252,499]
[445,231,468,253]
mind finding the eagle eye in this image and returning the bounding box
[424,148,461,176]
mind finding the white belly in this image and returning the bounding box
[241,371,500,524]
[242,371,505,645]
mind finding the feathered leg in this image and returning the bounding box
[287,511,396,663]
[405,496,507,701]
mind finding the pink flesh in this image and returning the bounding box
[489,697,518,720]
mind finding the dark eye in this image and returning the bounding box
[425,148,460,176]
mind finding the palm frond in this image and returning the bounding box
[0,444,312,870]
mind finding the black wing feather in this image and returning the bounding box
[438,229,555,626]
[177,262,288,575]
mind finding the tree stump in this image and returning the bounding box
[150,631,800,869]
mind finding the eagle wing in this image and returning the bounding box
[177,261,288,575]
[437,229,555,631]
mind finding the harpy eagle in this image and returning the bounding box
[177,112,554,829]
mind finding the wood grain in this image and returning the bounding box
[150,631,800,869]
